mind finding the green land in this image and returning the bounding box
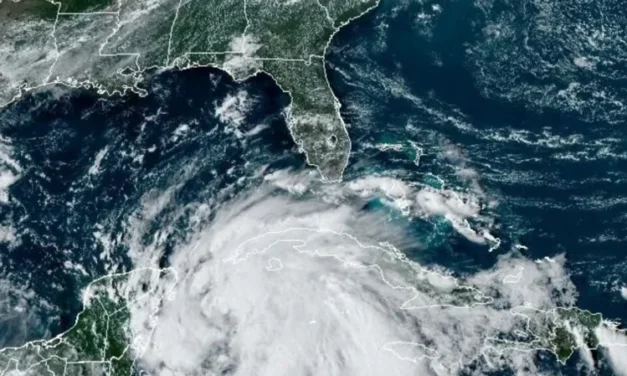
[0,268,175,376]
[486,306,604,364]
[0,0,381,181]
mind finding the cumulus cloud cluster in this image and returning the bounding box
[120,172,608,376]
[268,170,499,248]
[0,136,21,205]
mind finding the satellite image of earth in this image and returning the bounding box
[1,0,627,374]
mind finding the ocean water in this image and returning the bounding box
[327,0,627,325]
[0,69,302,344]
[0,0,625,374]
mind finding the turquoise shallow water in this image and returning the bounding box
[0,0,626,374]
[325,0,627,372]
[329,0,627,320]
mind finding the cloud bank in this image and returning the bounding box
[119,173,616,376]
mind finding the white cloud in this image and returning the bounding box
[596,322,627,376]
[120,173,600,376]
[88,147,109,175]
[222,35,262,79]
[215,89,253,135]
[0,226,16,244]
[346,175,496,245]
[0,136,22,204]
[0,167,19,204]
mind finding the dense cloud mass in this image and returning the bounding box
[118,172,607,376]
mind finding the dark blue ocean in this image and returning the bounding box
[328,0,627,322]
[0,70,302,344]
[0,0,625,374]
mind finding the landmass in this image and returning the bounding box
[0,264,621,375]
[485,305,608,364]
[0,0,381,181]
[0,268,176,376]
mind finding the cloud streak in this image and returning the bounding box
[120,174,613,376]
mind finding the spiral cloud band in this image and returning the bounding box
[120,176,604,376]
